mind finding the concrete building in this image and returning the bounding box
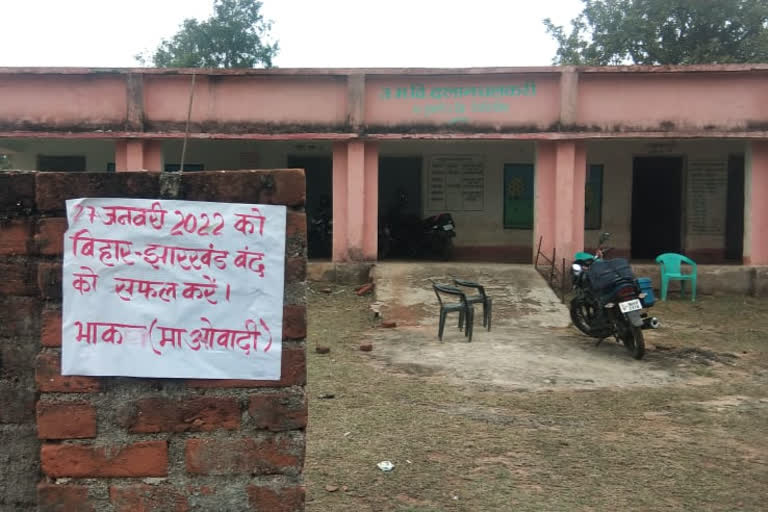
[1,65,767,266]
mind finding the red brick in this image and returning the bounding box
[35,352,101,393]
[38,483,94,512]
[0,219,32,255]
[248,391,307,431]
[37,402,97,439]
[41,441,168,478]
[0,261,37,296]
[286,211,307,240]
[285,211,307,258]
[0,171,35,213]
[35,217,67,255]
[0,296,40,337]
[124,397,240,433]
[271,169,306,206]
[35,172,160,213]
[185,436,303,476]
[180,170,268,203]
[247,485,305,512]
[38,262,62,300]
[181,169,305,206]
[284,256,306,284]
[187,345,305,388]
[283,305,306,340]
[110,484,189,512]
[41,308,62,347]
[356,283,374,296]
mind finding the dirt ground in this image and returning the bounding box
[304,270,768,512]
[369,263,689,390]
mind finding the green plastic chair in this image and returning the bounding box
[655,253,697,302]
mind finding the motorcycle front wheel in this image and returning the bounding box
[570,296,611,337]
[621,325,646,360]
[569,296,595,336]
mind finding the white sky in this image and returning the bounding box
[0,0,584,68]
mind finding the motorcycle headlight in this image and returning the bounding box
[571,263,583,276]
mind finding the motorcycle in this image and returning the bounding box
[379,212,456,260]
[308,196,332,259]
[569,233,659,360]
[569,232,610,336]
[423,213,456,260]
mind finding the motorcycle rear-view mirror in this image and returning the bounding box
[598,232,611,244]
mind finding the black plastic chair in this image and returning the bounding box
[453,278,492,331]
[431,282,474,342]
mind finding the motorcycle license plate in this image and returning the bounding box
[619,299,642,313]
[442,224,454,231]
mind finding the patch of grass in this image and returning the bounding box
[305,286,768,512]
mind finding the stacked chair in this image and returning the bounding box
[430,278,492,342]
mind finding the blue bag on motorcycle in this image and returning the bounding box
[636,277,655,307]
[586,258,636,302]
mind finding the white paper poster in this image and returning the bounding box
[61,198,287,380]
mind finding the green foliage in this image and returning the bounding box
[138,0,278,68]
[544,0,768,65]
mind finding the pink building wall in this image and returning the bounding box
[143,75,348,127]
[577,73,768,131]
[364,75,559,129]
[0,74,126,128]
[0,66,767,266]
[1,67,768,137]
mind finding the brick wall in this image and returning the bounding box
[0,170,307,512]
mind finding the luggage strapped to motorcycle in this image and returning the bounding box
[586,258,636,303]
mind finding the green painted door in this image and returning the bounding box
[503,164,534,229]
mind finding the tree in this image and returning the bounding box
[544,0,768,65]
[138,0,278,68]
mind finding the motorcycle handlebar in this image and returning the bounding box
[598,247,613,257]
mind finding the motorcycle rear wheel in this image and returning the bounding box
[622,325,646,360]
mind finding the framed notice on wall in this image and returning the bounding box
[503,164,534,229]
[427,155,485,211]
[687,159,727,236]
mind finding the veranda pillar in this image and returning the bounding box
[332,141,379,262]
[745,141,768,265]
[115,140,163,172]
[534,140,586,264]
